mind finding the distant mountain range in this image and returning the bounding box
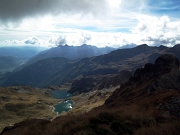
[0,44,115,74]
[0,46,47,74]
[0,46,45,60]
[26,44,116,65]
[0,56,23,75]
[0,44,180,87]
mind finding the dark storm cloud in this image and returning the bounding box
[0,0,108,23]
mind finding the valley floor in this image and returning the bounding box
[0,85,116,132]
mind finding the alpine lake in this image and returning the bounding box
[51,90,73,114]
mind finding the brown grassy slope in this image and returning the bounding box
[0,86,58,132]
[1,105,180,135]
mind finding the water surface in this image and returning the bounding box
[51,90,72,99]
[51,90,73,114]
[54,100,73,114]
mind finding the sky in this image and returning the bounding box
[0,0,180,48]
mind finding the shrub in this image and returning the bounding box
[111,121,133,135]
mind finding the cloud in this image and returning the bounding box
[119,0,148,11]
[132,15,180,46]
[12,40,21,44]
[132,15,172,34]
[46,34,92,47]
[4,36,43,45]
[79,33,92,45]
[46,33,93,47]
[23,36,43,45]
[48,35,67,46]
[142,33,178,46]
[0,0,108,23]
[2,14,180,48]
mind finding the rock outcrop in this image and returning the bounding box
[95,70,132,90]
[128,54,179,85]
[69,70,132,94]
[105,54,180,117]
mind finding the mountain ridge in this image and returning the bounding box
[26,44,116,65]
[1,44,180,87]
[1,57,70,87]
[41,44,180,87]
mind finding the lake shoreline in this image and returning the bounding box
[51,90,73,115]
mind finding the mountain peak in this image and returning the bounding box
[137,44,149,48]
[173,44,180,49]
[155,54,179,74]
[58,44,69,47]
[82,44,88,46]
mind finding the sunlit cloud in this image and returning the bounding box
[132,15,180,46]
[0,0,180,47]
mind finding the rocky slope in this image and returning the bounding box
[105,54,180,118]
[95,70,132,90]
[69,70,132,94]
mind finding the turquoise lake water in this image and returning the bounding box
[51,90,73,114]
[51,90,72,99]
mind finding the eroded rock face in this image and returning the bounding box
[105,54,180,117]
[131,63,155,85]
[69,77,101,94]
[154,54,179,75]
[69,70,132,95]
[156,97,180,118]
[127,54,179,86]
[96,70,132,90]
[146,69,180,92]
[141,54,180,92]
